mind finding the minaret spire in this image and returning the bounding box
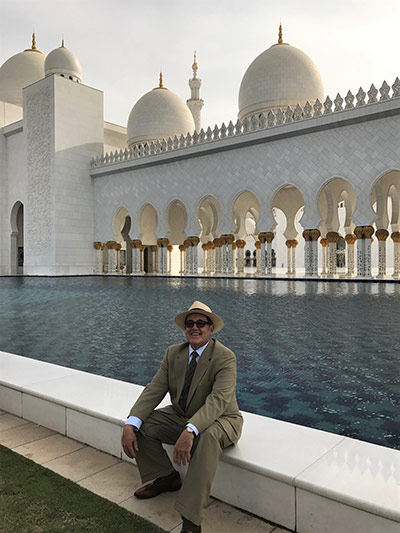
[187,51,204,132]
[159,71,164,88]
[32,32,37,50]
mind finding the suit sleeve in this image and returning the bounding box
[128,348,170,422]
[187,348,237,433]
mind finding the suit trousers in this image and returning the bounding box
[135,406,233,526]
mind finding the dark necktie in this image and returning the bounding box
[179,352,198,410]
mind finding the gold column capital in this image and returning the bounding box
[326,231,340,243]
[375,229,389,241]
[93,241,103,250]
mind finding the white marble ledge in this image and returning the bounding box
[296,437,400,522]
[224,411,345,484]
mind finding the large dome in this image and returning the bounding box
[0,34,45,106]
[238,28,324,121]
[127,75,195,147]
[45,41,82,82]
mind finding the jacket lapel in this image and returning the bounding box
[174,343,190,401]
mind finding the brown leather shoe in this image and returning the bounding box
[134,470,181,499]
[181,517,202,532]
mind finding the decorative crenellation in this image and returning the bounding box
[91,77,400,168]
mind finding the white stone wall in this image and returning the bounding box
[23,75,104,275]
[92,103,400,247]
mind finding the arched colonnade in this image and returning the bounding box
[93,171,400,279]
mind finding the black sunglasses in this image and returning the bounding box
[185,319,212,329]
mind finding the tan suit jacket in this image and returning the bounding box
[129,338,243,442]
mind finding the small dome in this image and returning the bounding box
[238,28,324,121]
[127,75,195,147]
[0,34,45,106]
[44,41,82,82]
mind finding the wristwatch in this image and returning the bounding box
[186,427,195,435]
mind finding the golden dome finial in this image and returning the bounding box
[159,71,164,88]
[61,38,65,48]
[278,23,283,44]
[32,32,37,50]
[192,51,198,72]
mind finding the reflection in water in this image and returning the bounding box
[0,276,399,450]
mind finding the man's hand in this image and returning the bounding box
[173,429,194,466]
[121,424,139,459]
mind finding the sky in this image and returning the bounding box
[0,0,399,129]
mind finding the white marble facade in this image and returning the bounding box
[1,31,400,278]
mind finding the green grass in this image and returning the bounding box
[0,444,167,533]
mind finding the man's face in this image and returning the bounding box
[184,313,215,350]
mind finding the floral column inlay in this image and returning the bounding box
[213,238,222,275]
[375,229,389,278]
[235,240,246,274]
[320,238,329,276]
[327,232,339,277]
[345,234,356,277]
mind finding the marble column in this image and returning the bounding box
[327,232,339,277]
[291,240,298,276]
[303,230,312,276]
[167,245,173,274]
[106,241,117,274]
[345,234,356,278]
[157,238,169,274]
[224,234,235,275]
[235,240,246,274]
[354,226,374,277]
[375,229,389,278]
[190,236,200,274]
[93,242,104,274]
[391,232,400,279]
[130,240,142,274]
[213,238,222,275]
[320,238,329,276]
[286,240,292,275]
[139,245,145,274]
[179,244,186,274]
[255,241,261,274]
[209,242,215,274]
[310,229,321,277]
[184,238,191,274]
[202,243,208,274]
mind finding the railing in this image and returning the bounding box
[91,77,400,169]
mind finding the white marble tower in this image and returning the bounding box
[186,52,204,132]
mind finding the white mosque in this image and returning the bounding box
[0,28,399,279]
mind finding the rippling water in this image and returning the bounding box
[0,276,399,449]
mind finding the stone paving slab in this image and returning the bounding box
[0,421,55,448]
[12,433,86,464]
[1,412,291,532]
[44,445,120,482]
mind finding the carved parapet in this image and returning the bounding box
[375,229,389,241]
[326,231,340,243]
[106,241,117,250]
[131,239,142,248]
[254,241,261,250]
[157,238,169,247]
[391,232,400,243]
[94,241,103,250]
[235,239,246,249]
[310,229,321,241]
[320,238,329,247]
[345,234,357,245]
[213,238,222,247]
[189,236,200,246]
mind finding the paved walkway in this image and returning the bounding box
[0,410,289,533]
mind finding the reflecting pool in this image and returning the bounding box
[0,276,399,449]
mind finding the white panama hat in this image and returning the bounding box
[174,301,224,333]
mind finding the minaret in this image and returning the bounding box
[186,52,204,132]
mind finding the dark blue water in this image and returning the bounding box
[0,276,399,449]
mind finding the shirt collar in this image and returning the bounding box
[189,341,209,358]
